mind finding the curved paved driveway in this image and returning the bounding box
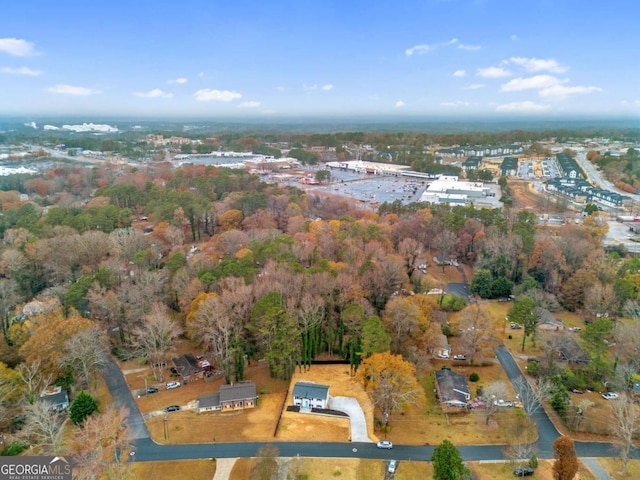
[330,396,372,442]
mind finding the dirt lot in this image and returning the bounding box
[132,459,216,480]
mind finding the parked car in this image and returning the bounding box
[569,327,582,332]
[494,399,514,407]
[388,459,397,473]
[437,351,450,359]
[510,323,523,329]
[376,440,393,449]
[165,405,180,412]
[166,381,181,390]
[453,354,466,360]
[513,466,534,476]
[146,387,159,394]
[602,392,619,400]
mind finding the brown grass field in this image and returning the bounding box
[131,459,216,480]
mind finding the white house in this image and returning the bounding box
[292,381,330,409]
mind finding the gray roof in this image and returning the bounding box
[172,353,203,378]
[40,389,69,408]
[198,392,220,409]
[292,381,330,400]
[219,382,257,402]
[435,369,470,404]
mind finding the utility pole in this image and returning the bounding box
[164,413,168,440]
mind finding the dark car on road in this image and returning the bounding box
[165,405,180,412]
[147,387,158,394]
[513,466,534,477]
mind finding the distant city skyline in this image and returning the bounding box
[1,0,639,119]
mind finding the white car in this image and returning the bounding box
[602,392,619,400]
[453,354,466,360]
[388,459,397,473]
[166,381,181,390]
[376,440,393,449]
[437,351,450,359]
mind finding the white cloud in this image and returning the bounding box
[303,84,318,91]
[1,66,42,76]
[168,77,188,84]
[510,34,518,41]
[198,72,205,78]
[509,57,568,73]
[458,44,481,51]
[405,44,432,56]
[495,101,550,113]
[46,84,100,96]
[394,100,406,108]
[238,101,261,108]
[0,38,37,57]
[636,100,640,107]
[275,86,285,92]
[501,75,564,92]
[453,70,467,77]
[193,89,242,102]
[321,84,334,91]
[134,88,173,98]
[462,83,485,90]
[476,66,512,78]
[440,101,470,107]
[539,84,602,98]
[443,38,458,46]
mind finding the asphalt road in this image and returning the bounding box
[101,348,638,463]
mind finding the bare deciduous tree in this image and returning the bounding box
[188,293,241,383]
[458,305,496,362]
[130,303,183,382]
[483,381,508,426]
[609,392,640,475]
[21,401,67,455]
[72,405,134,480]
[17,360,53,405]
[61,325,109,392]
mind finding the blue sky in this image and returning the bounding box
[1,0,638,118]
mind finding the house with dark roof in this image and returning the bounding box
[292,381,330,409]
[172,353,204,381]
[500,157,519,176]
[197,381,258,413]
[198,392,221,413]
[434,369,470,410]
[40,386,70,412]
[554,336,590,365]
[462,156,482,171]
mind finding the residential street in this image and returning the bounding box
[102,351,638,464]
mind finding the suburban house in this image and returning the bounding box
[500,156,519,176]
[197,381,258,413]
[434,369,471,409]
[462,156,482,171]
[554,336,590,365]
[292,381,330,409]
[40,386,70,412]
[172,353,204,381]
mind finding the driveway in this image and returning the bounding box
[329,396,372,442]
[102,356,149,440]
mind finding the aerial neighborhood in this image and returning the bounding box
[1,123,640,480]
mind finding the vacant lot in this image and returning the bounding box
[132,460,216,480]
